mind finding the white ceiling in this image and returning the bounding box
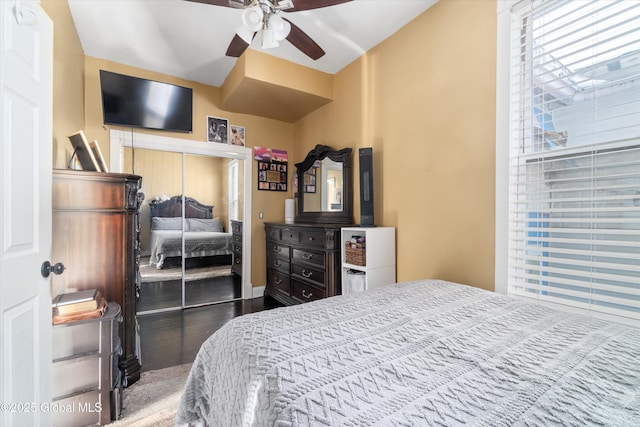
[68,0,438,87]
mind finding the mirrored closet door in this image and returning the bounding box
[123,145,245,314]
[183,153,243,307]
[130,147,184,312]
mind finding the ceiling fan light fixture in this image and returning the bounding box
[261,27,280,49]
[235,25,255,45]
[270,14,291,41]
[241,6,263,32]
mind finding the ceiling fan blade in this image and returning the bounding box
[226,34,251,57]
[288,0,352,12]
[184,0,245,8]
[284,18,325,60]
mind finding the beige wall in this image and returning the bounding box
[41,0,85,169]
[294,0,497,291]
[44,0,497,292]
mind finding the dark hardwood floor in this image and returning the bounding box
[137,295,284,372]
[137,274,242,312]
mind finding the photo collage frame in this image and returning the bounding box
[258,161,288,191]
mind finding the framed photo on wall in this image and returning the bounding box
[207,116,229,144]
[257,160,287,191]
[230,125,245,146]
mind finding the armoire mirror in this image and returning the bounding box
[295,145,353,224]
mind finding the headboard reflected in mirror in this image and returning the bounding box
[295,145,353,224]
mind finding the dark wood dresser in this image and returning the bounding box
[264,222,343,305]
[231,220,243,276]
[52,169,143,387]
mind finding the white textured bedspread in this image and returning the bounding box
[176,280,640,426]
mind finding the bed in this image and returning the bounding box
[148,196,233,269]
[175,279,640,426]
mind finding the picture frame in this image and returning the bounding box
[207,116,229,144]
[257,160,287,191]
[68,130,101,171]
[230,125,245,147]
[89,140,108,172]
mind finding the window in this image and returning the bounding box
[504,0,640,324]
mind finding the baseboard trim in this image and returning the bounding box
[251,285,265,299]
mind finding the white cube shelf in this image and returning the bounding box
[341,227,396,294]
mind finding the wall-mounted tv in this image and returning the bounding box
[100,70,193,133]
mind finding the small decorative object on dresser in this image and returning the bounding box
[341,226,396,294]
[264,223,343,305]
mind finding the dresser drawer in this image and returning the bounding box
[267,253,290,273]
[233,242,242,254]
[52,321,101,360]
[267,242,289,258]
[52,353,101,398]
[291,280,325,302]
[281,228,300,244]
[52,389,103,427]
[267,269,290,294]
[291,263,325,287]
[232,253,242,274]
[292,248,325,269]
[299,230,327,248]
[231,221,242,235]
[266,226,281,241]
[232,233,242,245]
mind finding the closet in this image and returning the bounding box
[109,130,251,314]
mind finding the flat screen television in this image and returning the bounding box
[100,70,193,133]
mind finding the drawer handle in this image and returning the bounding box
[302,289,313,299]
[302,269,313,278]
[273,260,281,267]
[274,278,282,285]
[308,236,314,241]
[234,245,241,252]
[273,246,281,253]
[235,258,241,264]
[302,253,313,260]
[234,236,241,242]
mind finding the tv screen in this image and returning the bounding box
[100,70,193,133]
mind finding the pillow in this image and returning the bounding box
[185,217,223,232]
[151,216,182,230]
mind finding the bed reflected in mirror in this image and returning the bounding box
[126,147,244,313]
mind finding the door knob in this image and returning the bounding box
[41,261,65,278]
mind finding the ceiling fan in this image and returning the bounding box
[186,0,352,60]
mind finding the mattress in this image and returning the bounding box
[149,230,233,269]
[175,279,640,426]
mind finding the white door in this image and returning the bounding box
[0,1,53,425]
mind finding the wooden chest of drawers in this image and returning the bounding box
[264,223,343,305]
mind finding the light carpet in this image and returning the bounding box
[139,262,232,283]
[107,363,192,427]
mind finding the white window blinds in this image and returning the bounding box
[508,0,640,323]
